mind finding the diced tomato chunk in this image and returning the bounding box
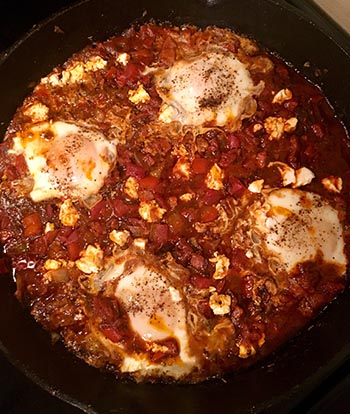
[125,161,145,179]
[23,213,41,237]
[228,177,246,198]
[150,223,169,248]
[67,241,81,261]
[201,189,223,206]
[191,274,213,289]
[90,200,107,221]
[227,134,240,149]
[199,205,218,222]
[124,62,141,81]
[112,199,130,216]
[139,176,160,192]
[190,254,206,271]
[192,157,209,175]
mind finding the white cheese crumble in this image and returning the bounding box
[209,292,231,315]
[44,259,67,271]
[75,244,103,274]
[44,222,55,233]
[41,56,107,86]
[264,116,298,140]
[124,176,139,199]
[238,343,256,359]
[268,162,314,188]
[158,104,176,123]
[23,103,49,122]
[272,88,293,104]
[116,52,130,66]
[138,200,166,223]
[322,176,343,193]
[284,117,298,133]
[173,158,191,179]
[128,84,150,104]
[248,179,264,193]
[109,229,131,246]
[209,252,230,280]
[205,163,224,190]
[179,193,193,202]
[133,238,147,249]
[59,199,80,227]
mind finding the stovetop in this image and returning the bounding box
[0,1,349,413]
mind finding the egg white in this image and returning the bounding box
[253,188,347,274]
[12,121,117,202]
[154,52,264,128]
[94,252,198,379]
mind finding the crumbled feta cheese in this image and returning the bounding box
[23,103,49,122]
[264,116,298,139]
[272,88,293,104]
[85,56,107,71]
[128,84,150,104]
[44,259,66,271]
[179,193,193,202]
[138,200,166,223]
[146,342,169,353]
[75,244,103,274]
[206,163,224,190]
[109,229,130,246]
[269,162,315,188]
[172,144,188,158]
[253,123,263,133]
[173,158,191,179]
[116,52,130,66]
[264,116,285,140]
[133,238,147,249]
[158,104,175,123]
[124,176,139,199]
[44,222,55,233]
[322,176,343,193]
[59,199,80,227]
[284,117,298,133]
[268,161,295,186]
[210,252,230,280]
[41,72,61,87]
[248,179,264,193]
[41,57,106,87]
[238,343,256,359]
[168,286,182,302]
[294,167,315,187]
[61,62,85,84]
[209,292,231,315]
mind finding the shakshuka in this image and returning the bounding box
[0,23,348,383]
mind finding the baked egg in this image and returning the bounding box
[11,121,117,202]
[154,51,264,128]
[252,188,347,274]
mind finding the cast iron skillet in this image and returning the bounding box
[0,0,350,413]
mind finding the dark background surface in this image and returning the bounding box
[0,0,349,413]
